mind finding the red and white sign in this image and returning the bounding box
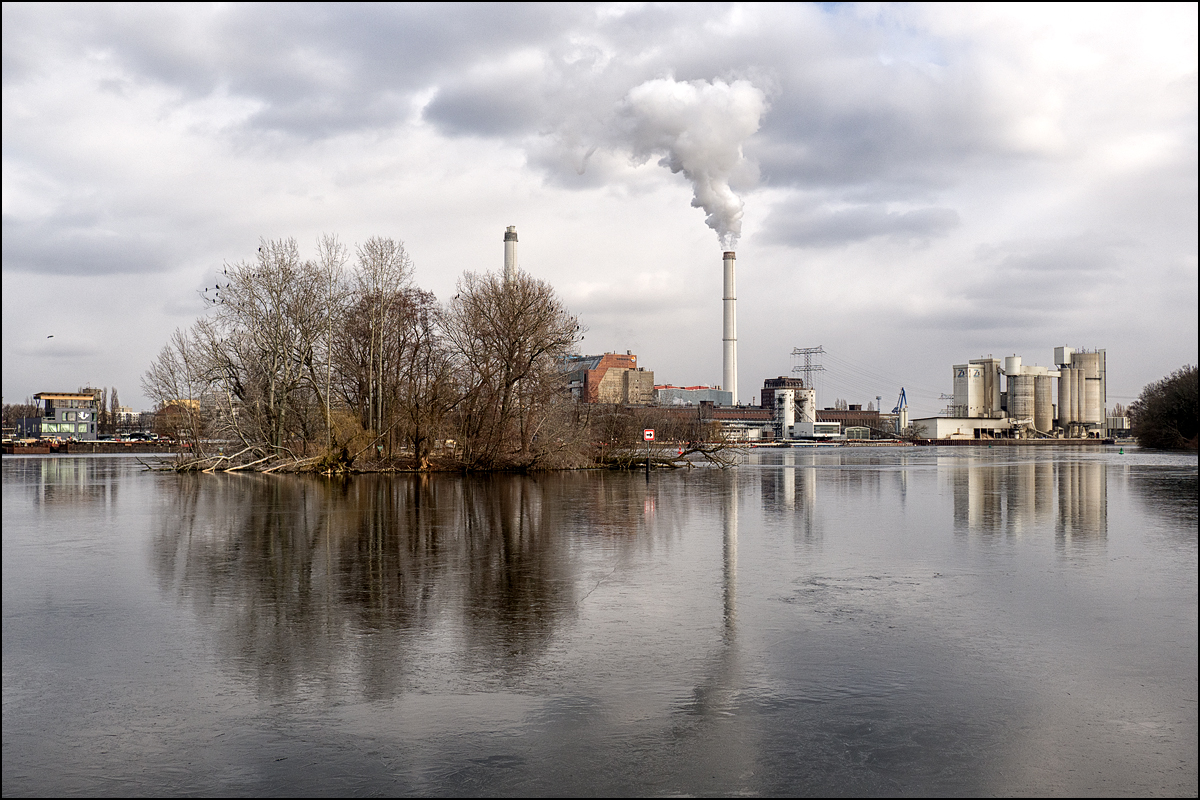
[643,429,655,441]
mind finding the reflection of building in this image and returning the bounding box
[17,392,100,440]
[566,352,655,404]
[759,452,819,540]
[949,457,1106,547]
[1056,460,1107,546]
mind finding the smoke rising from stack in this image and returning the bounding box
[619,78,767,248]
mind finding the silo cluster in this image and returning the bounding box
[931,345,1108,439]
[1002,355,1056,433]
[1054,347,1105,429]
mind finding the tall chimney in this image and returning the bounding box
[723,250,737,404]
[504,226,518,281]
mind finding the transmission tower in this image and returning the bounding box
[791,346,826,389]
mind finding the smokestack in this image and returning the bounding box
[723,250,737,404]
[504,226,518,281]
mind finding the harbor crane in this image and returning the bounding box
[892,388,908,432]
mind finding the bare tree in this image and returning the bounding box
[354,236,413,442]
[142,327,209,450]
[98,387,109,434]
[109,387,120,433]
[443,269,580,468]
[201,238,333,453]
[316,234,349,452]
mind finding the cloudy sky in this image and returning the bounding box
[3,3,1196,416]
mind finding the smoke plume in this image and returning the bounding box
[620,78,767,248]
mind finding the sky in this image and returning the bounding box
[3,2,1196,417]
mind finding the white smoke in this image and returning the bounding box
[619,78,767,248]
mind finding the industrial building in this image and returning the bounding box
[655,385,732,406]
[912,346,1108,439]
[16,392,101,440]
[565,352,655,405]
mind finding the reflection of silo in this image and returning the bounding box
[1009,373,1035,423]
[1006,462,1035,535]
[1057,460,1107,546]
[1034,375,1053,432]
[782,464,795,510]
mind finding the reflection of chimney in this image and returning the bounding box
[504,226,518,281]
[723,251,737,403]
[723,470,738,630]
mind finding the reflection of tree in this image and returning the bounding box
[1126,465,1197,531]
[152,472,581,698]
[150,468,747,699]
[456,475,572,667]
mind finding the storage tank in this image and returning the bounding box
[1009,373,1036,424]
[1034,375,1053,432]
[1004,355,1022,376]
[775,389,794,438]
[1072,351,1104,424]
[796,387,816,423]
[1058,367,1075,426]
[1074,367,1086,424]
[953,365,969,416]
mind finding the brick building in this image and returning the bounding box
[565,352,655,405]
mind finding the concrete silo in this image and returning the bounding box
[1034,375,1054,433]
[1054,346,1106,434]
[1008,373,1036,424]
[1072,350,1106,425]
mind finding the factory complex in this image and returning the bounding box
[9,227,1127,448]
[515,224,1121,444]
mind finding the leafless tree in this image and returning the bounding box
[201,238,333,452]
[109,387,121,433]
[142,327,209,450]
[443,269,581,468]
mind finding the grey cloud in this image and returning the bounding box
[3,216,177,276]
[12,337,100,359]
[426,78,551,138]
[765,201,960,247]
[3,3,1022,190]
[3,3,584,139]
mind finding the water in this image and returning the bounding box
[3,448,1196,796]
